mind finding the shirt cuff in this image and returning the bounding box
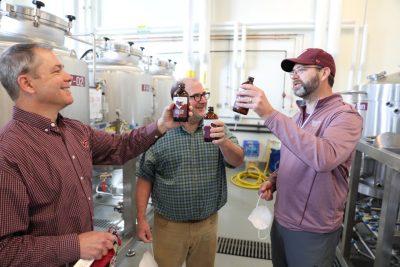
[57,233,80,265]
[145,122,165,141]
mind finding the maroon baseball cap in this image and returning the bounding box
[281,48,336,77]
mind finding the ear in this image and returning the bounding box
[17,74,36,94]
[320,67,331,81]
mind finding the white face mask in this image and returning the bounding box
[248,195,273,239]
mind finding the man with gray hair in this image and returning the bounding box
[0,43,185,266]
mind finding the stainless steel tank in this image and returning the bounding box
[346,71,400,198]
[340,89,368,136]
[149,57,176,120]
[362,71,400,137]
[0,2,90,127]
[89,40,153,127]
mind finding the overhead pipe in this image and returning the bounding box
[313,0,330,49]
[67,33,97,87]
[327,0,343,57]
[198,0,211,90]
[230,21,240,107]
[183,0,195,78]
[95,21,357,40]
[239,24,247,83]
[347,24,360,91]
[357,0,369,85]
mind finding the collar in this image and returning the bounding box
[12,106,63,134]
[296,93,342,111]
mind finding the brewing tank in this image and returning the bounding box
[0,2,90,127]
[89,41,153,127]
[343,71,400,198]
[361,71,400,137]
[149,58,176,120]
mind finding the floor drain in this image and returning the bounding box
[217,236,271,260]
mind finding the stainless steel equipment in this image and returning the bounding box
[340,89,368,136]
[362,71,400,137]
[338,138,400,267]
[341,71,400,199]
[0,2,90,127]
[150,57,176,120]
[89,40,153,127]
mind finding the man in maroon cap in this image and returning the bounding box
[236,48,363,267]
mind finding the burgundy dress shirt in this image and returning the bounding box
[0,107,162,267]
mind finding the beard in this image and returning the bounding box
[294,74,320,99]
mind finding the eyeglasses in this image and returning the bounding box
[189,91,210,102]
[289,65,322,78]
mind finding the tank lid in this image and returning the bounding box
[6,3,69,32]
[107,41,143,58]
[364,71,400,85]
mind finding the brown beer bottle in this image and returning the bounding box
[203,106,218,142]
[232,76,255,115]
[172,82,189,122]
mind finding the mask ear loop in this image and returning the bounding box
[150,242,154,256]
[256,194,270,240]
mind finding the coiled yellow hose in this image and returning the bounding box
[230,141,272,189]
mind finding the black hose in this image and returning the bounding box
[80,49,93,60]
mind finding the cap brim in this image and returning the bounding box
[281,58,314,72]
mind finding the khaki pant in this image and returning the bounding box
[153,212,218,267]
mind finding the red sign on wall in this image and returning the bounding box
[71,75,86,87]
[355,102,368,111]
[142,84,152,92]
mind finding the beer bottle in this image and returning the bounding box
[203,106,218,142]
[172,82,189,122]
[232,76,255,115]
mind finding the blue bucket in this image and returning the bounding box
[268,148,280,172]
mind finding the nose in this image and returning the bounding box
[64,71,73,82]
[200,95,207,103]
[289,71,299,79]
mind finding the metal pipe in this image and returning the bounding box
[183,0,195,77]
[313,0,329,48]
[239,24,247,82]
[327,0,343,57]
[353,226,376,259]
[67,33,97,87]
[357,0,369,84]
[231,21,240,107]
[198,0,211,90]
[347,24,360,91]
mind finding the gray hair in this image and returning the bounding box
[0,43,53,100]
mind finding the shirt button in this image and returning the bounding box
[88,197,91,201]
[155,135,158,139]
[44,129,49,132]
[72,155,76,159]
[80,176,84,180]
[50,123,56,127]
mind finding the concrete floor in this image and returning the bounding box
[116,166,274,267]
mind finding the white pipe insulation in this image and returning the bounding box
[327,0,343,57]
[230,21,240,107]
[239,24,247,83]
[198,0,211,89]
[357,0,369,85]
[183,0,195,77]
[347,24,360,91]
[313,0,329,49]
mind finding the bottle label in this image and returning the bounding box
[173,97,188,118]
[203,119,217,140]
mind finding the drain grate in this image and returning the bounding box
[217,236,271,260]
